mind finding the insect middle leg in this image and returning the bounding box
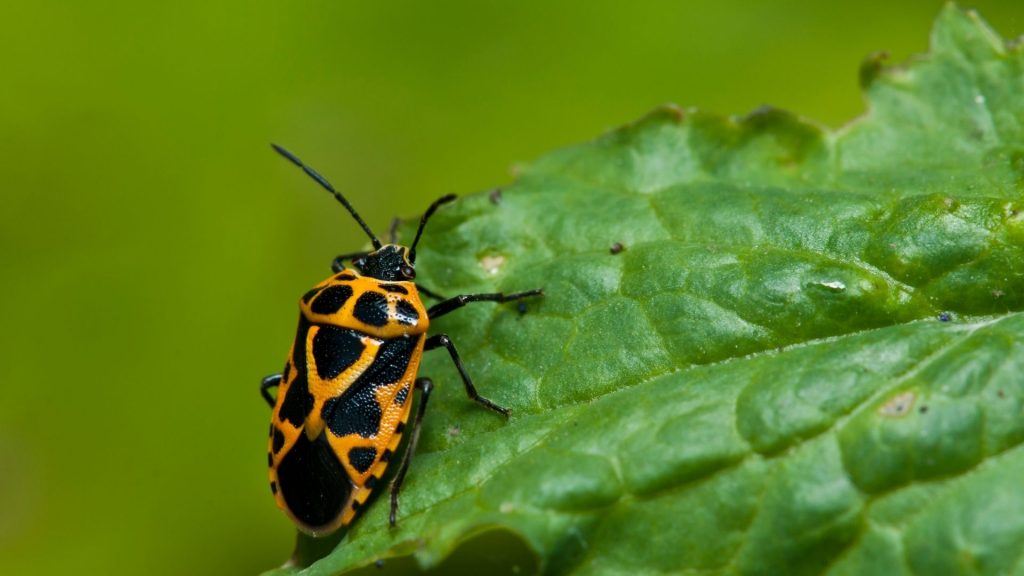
[390,377,434,527]
[260,373,282,407]
[426,289,543,318]
[424,334,509,416]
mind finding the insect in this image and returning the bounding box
[262,144,542,536]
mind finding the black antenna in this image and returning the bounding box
[271,144,381,250]
[411,194,457,252]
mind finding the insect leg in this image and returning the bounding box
[424,334,509,416]
[426,289,543,319]
[390,377,434,527]
[260,373,282,407]
[415,285,446,301]
[330,251,370,273]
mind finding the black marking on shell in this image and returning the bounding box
[311,284,354,315]
[322,336,418,439]
[312,325,365,380]
[394,385,410,406]
[280,317,315,427]
[302,287,322,304]
[395,300,420,326]
[348,446,378,474]
[353,291,389,327]
[277,432,352,529]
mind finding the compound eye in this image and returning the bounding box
[400,264,416,279]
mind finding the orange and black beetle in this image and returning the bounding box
[262,145,541,536]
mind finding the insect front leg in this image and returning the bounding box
[426,289,543,319]
[390,377,434,527]
[415,285,446,301]
[260,373,282,407]
[424,334,509,416]
[330,251,370,273]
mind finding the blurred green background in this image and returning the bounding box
[2,1,1021,574]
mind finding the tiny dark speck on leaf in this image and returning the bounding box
[610,242,625,254]
[517,302,528,315]
[919,405,929,414]
[998,389,1006,398]
[375,559,385,569]
[938,312,952,322]
[489,188,503,204]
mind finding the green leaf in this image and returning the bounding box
[268,6,1024,575]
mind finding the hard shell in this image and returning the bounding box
[267,270,429,535]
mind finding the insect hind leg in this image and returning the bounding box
[389,377,434,527]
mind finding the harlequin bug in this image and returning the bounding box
[262,144,542,536]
